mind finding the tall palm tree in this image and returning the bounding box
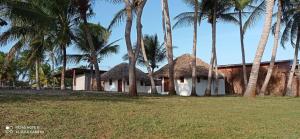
[191,0,199,96]
[67,23,120,90]
[260,0,284,95]
[244,0,275,97]
[72,0,103,91]
[1,0,78,90]
[234,0,253,89]
[108,0,147,96]
[123,34,167,94]
[162,0,176,95]
[280,1,300,96]
[109,1,163,94]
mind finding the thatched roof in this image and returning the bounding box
[155,54,223,79]
[101,63,149,81]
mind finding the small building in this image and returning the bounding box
[154,54,226,96]
[54,68,106,91]
[218,60,299,96]
[101,63,160,93]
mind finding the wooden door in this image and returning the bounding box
[118,80,122,92]
[164,77,169,92]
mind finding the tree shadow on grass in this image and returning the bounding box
[0,90,170,104]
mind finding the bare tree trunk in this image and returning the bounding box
[35,59,40,90]
[191,0,198,96]
[82,20,102,91]
[141,35,157,94]
[260,0,282,95]
[244,0,274,97]
[239,10,248,90]
[162,0,176,95]
[286,29,300,96]
[61,46,66,90]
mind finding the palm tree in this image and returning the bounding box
[1,0,78,90]
[234,0,264,88]
[162,0,176,95]
[280,1,300,96]
[191,0,199,96]
[175,0,239,95]
[72,0,104,91]
[67,23,120,90]
[109,0,164,94]
[260,0,284,95]
[244,0,275,97]
[123,34,167,94]
[108,0,147,96]
[0,52,17,87]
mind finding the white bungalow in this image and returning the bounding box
[54,68,106,91]
[154,54,226,96]
[101,63,160,93]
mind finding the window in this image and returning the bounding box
[180,77,184,83]
[140,81,144,86]
[109,79,112,85]
[197,77,201,83]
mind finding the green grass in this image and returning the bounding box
[0,90,300,139]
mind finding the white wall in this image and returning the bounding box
[103,80,153,93]
[73,74,86,91]
[103,80,118,92]
[162,77,226,96]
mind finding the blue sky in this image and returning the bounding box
[0,0,294,72]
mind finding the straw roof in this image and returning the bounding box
[101,63,149,81]
[155,54,223,79]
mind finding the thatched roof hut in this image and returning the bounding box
[101,63,149,81]
[155,54,223,79]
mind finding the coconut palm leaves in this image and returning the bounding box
[123,34,167,71]
[279,0,300,96]
[67,23,120,66]
[1,0,79,90]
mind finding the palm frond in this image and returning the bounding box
[243,0,265,34]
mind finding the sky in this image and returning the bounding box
[0,0,295,72]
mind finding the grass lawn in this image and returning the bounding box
[0,90,300,139]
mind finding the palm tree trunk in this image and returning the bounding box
[286,29,300,96]
[90,65,94,91]
[212,8,219,95]
[51,52,55,90]
[239,10,248,90]
[162,0,176,95]
[260,0,282,95]
[244,0,274,97]
[141,35,157,94]
[124,0,137,96]
[35,59,40,90]
[213,49,219,95]
[191,0,198,96]
[82,20,102,91]
[61,46,66,90]
[205,23,215,96]
[205,1,217,96]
